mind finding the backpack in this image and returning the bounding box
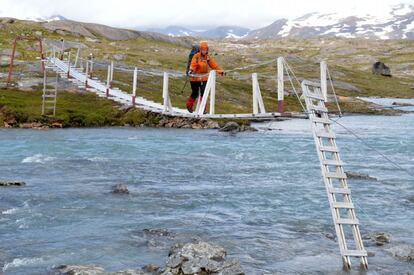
[186,44,199,76]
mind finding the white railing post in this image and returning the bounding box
[253,73,258,114]
[85,59,89,88]
[321,60,328,102]
[132,67,137,106]
[106,65,111,97]
[163,72,172,112]
[67,52,71,78]
[197,71,214,115]
[90,54,94,78]
[277,57,284,113]
[209,71,216,115]
[74,47,80,68]
[252,73,266,115]
[60,39,64,60]
[110,61,114,88]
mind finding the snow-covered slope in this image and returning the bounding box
[248,4,414,39]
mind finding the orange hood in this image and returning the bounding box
[199,41,209,53]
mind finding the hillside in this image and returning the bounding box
[1,17,414,128]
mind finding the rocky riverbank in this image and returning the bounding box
[50,241,244,275]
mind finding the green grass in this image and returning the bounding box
[0,19,412,126]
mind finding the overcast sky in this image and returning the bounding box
[0,0,412,29]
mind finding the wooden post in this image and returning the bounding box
[321,60,328,102]
[163,72,172,112]
[277,57,284,113]
[106,65,111,97]
[209,70,216,115]
[132,67,137,106]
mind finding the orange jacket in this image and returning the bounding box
[189,42,223,82]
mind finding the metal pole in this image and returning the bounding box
[277,57,284,113]
[60,39,64,60]
[321,60,328,102]
[7,37,18,85]
[132,67,137,106]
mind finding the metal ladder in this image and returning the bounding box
[42,65,58,116]
[301,80,368,270]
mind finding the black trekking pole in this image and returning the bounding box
[180,77,189,94]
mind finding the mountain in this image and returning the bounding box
[146,26,197,37]
[20,14,68,22]
[247,3,414,39]
[146,25,250,39]
[198,26,250,39]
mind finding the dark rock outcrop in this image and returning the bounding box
[0,180,26,187]
[372,62,392,77]
[363,232,391,246]
[345,171,377,181]
[50,242,243,275]
[219,122,257,133]
[112,184,129,194]
[50,264,156,275]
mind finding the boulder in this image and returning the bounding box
[219,122,257,133]
[50,264,106,275]
[219,122,240,132]
[363,232,391,246]
[50,265,154,275]
[345,171,377,181]
[386,244,414,261]
[372,62,392,77]
[163,241,244,275]
[0,180,26,187]
[112,183,129,194]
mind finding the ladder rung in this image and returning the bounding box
[342,250,367,257]
[307,92,325,101]
[319,146,339,152]
[326,172,347,179]
[311,105,329,113]
[316,131,336,139]
[322,159,344,166]
[43,95,56,98]
[312,117,331,124]
[332,202,354,209]
[336,218,359,225]
[44,106,56,109]
[328,187,351,194]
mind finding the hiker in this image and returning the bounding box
[186,41,224,113]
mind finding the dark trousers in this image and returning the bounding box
[190,81,208,99]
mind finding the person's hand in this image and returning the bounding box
[187,70,193,76]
